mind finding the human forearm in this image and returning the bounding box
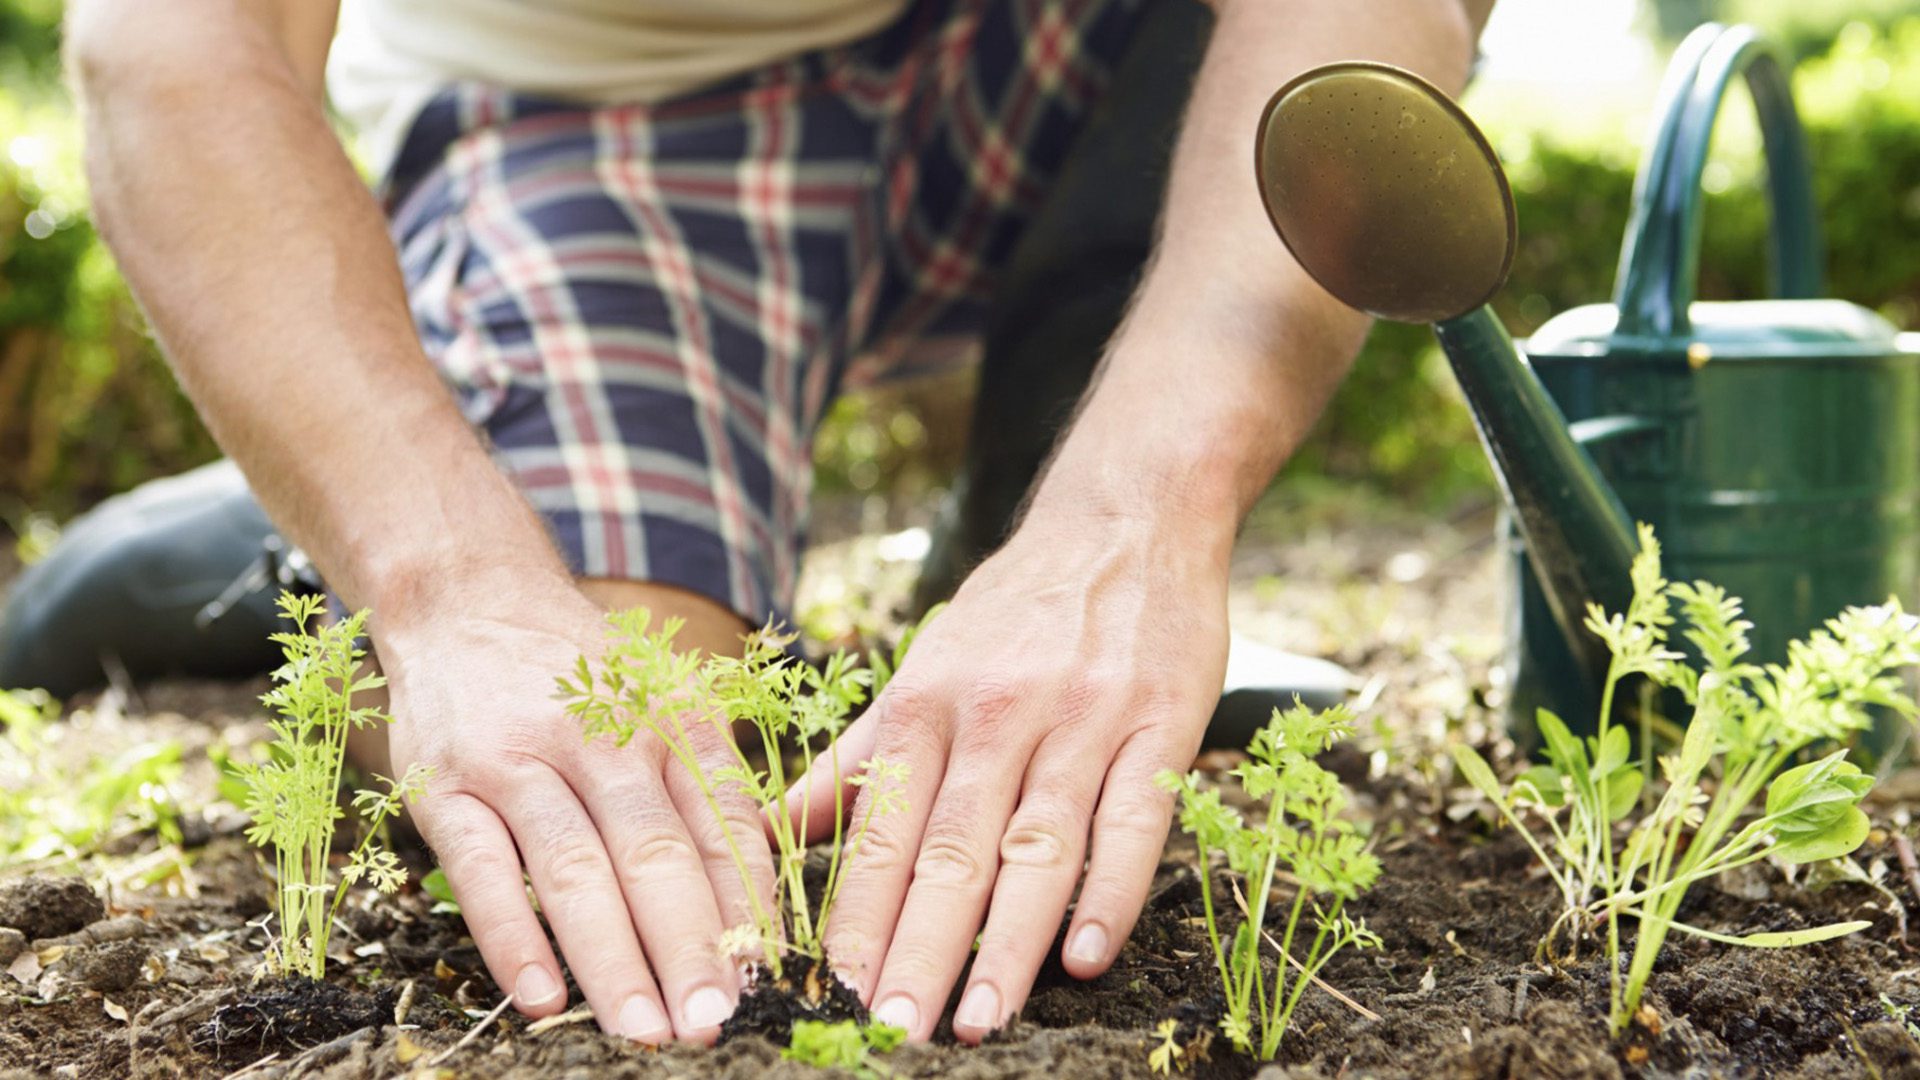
[68,1,571,621]
[1031,0,1492,544]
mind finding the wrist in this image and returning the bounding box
[360,545,582,641]
[1023,367,1278,558]
[1022,289,1367,550]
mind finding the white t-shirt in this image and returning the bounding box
[328,0,909,172]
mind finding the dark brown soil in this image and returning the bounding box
[5,755,1919,1079]
[6,504,1920,1077]
[192,977,397,1060]
[721,952,869,1046]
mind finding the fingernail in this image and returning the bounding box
[955,982,1001,1033]
[683,985,735,1031]
[617,994,671,1044]
[871,994,918,1034]
[1068,923,1109,966]
[515,963,563,1007]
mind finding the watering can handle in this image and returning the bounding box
[1612,23,1824,344]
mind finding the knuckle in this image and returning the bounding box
[912,829,989,887]
[693,813,771,889]
[438,833,513,883]
[1056,674,1103,728]
[459,743,549,789]
[1097,785,1174,842]
[694,804,761,855]
[845,817,910,868]
[876,681,941,738]
[542,836,615,895]
[615,826,701,873]
[999,812,1079,871]
[421,796,508,863]
[957,677,1021,730]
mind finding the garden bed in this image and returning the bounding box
[5,501,1920,1078]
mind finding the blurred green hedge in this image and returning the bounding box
[2,17,1917,519]
[0,96,219,522]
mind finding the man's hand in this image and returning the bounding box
[377,573,775,1043]
[69,0,778,1043]
[790,503,1230,1041]
[787,0,1488,1043]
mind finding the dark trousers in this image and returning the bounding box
[913,0,1213,610]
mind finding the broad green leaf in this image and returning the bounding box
[1604,767,1644,821]
[1535,709,1590,790]
[1594,724,1632,774]
[1767,753,1869,821]
[1514,764,1565,807]
[1770,805,1871,864]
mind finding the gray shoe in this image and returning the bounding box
[0,460,309,699]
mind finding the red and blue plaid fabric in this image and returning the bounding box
[383,0,1146,624]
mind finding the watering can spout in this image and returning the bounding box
[1253,62,1640,703]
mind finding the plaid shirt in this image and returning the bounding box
[384,0,1146,624]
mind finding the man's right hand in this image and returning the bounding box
[64,0,772,1043]
[376,574,775,1044]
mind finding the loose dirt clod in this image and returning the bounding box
[721,953,866,1047]
[0,875,103,940]
[74,940,150,992]
[192,976,397,1059]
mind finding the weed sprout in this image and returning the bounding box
[782,1018,905,1077]
[1453,525,1919,1034]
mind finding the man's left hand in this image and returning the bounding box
[789,503,1229,1042]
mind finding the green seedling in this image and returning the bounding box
[419,867,462,915]
[235,593,431,979]
[562,607,930,976]
[782,1018,905,1077]
[1156,703,1382,1061]
[1881,994,1920,1043]
[0,686,185,864]
[1453,525,1918,1035]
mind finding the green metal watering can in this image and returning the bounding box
[1252,23,1920,743]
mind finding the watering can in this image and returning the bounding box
[1253,23,1920,742]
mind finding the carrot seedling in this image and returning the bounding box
[1156,702,1382,1060]
[235,593,430,979]
[1453,525,1918,1035]
[561,608,921,977]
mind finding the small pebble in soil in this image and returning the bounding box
[75,941,151,993]
[0,927,25,965]
[0,876,104,941]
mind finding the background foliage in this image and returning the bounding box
[0,3,1916,525]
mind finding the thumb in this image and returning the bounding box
[783,709,882,844]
